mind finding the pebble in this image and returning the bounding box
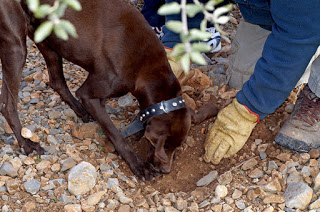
[268,160,278,171]
[235,200,246,209]
[61,157,76,171]
[263,179,282,193]
[218,171,233,185]
[263,194,285,204]
[215,185,228,199]
[241,158,258,170]
[68,161,97,195]
[0,162,18,177]
[22,201,36,212]
[196,170,218,187]
[36,160,50,170]
[87,191,106,206]
[232,189,242,199]
[24,179,40,195]
[118,205,131,212]
[107,178,119,188]
[284,182,313,210]
[248,168,263,178]
[314,173,320,191]
[64,204,81,212]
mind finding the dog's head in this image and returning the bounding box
[144,107,192,173]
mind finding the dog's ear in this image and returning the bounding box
[145,119,169,163]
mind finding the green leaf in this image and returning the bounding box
[158,2,181,15]
[205,0,224,10]
[54,23,69,40]
[27,0,40,12]
[192,43,211,52]
[186,4,203,18]
[172,44,185,56]
[55,4,67,17]
[190,51,207,65]
[190,29,211,41]
[63,0,82,11]
[166,21,183,34]
[216,16,230,24]
[200,19,207,31]
[34,21,54,43]
[34,4,51,18]
[60,20,78,38]
[181,53,190,73]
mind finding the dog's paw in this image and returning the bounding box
[22,139,45,155]
[130,158,160,181]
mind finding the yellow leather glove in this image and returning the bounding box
[165,48,184,79]
[204,98,259,164]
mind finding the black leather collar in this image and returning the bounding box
[121,96,186,138]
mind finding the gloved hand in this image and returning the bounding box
[164,47,184,79]
[204,98,259,164]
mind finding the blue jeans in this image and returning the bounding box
[235,0,320,119]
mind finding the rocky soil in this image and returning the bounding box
[0,3,319,212]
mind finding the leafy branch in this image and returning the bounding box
[158,0,232,72]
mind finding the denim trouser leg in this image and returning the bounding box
[141,0,165,27]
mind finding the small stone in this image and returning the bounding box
[22,201,36,212]
[72,123,100,139]
[284,182,313,209]
[309,197,320,210]
[61,158,76,171]
[81,204,95,212]
[2,122,13,134]
[299,153,311,163]
[241,158,258,170]
[22,157,35,165]
[165,206,179,212]
[268,161,278,171]
[196,170,218,187]
[218,171,233,185]
[263,179,282,193]
[314,173,320,191]
[5,179,20,194]
[119,195,133,204]
[36,160,50,170]
[285,104,294,113]
[118,205,131,212]
[248,168,263,178]
[87,191,106,206]
[189,202,199,212]
[309,149,320,159]
[0,162,18,177]
[262,206,274,212]
[211,204,222,212]
[64,204,81,212]
[175,198,187,210]
[232,189,242,199]
[51,163,61,172]
[235,200,246,210]
[118,94,134,108]
[215,185,228,199]
[186,136,196,147]
[276,153,291,161]
[68,161,97,195]
[47,135,58,145]
[220,90,237,99]
[1,205,8,212]
[107,178,119,188]
[8,157,22,171]
[24,179,40,195]
[263,194,285,204]
[222,204,234,212]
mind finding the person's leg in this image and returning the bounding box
[275,53,320,152]
[227,20,271,89]
[141,0,165,27]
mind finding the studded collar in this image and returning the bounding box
[120,96,186,138]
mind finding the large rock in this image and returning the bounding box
[284,182,313,210]
[68,161,97,195]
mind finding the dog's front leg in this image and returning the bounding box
[0,5,44,154]
[75,76,157,180]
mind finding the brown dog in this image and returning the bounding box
[1,0,218,180]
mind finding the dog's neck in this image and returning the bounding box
[133,71,182,110]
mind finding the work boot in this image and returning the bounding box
[275,85,320,152]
